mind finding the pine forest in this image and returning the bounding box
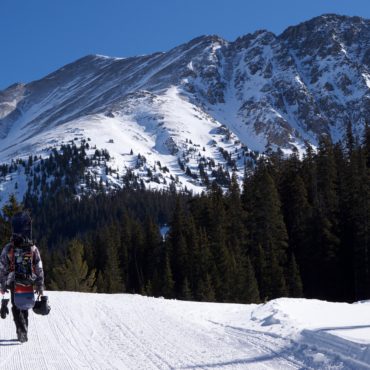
[0,124,369,304]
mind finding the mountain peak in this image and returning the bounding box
[280,13,369,41]
[184,34,227,50]
[232,29,276,50]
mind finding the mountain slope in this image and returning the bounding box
[0,14,369,200]
[1,292,370,369]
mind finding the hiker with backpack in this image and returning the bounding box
[0,211,44,343]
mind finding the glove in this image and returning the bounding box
[0,288,8,295]
[0,298,9,319]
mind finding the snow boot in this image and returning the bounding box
[17,329,28,343]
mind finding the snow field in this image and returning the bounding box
[0,292,369,369]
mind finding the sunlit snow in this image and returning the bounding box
[0,292,369,369]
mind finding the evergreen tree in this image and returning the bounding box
[128,221,145,294]
[207,182,232,301]
[180,277,193,300]
[162,252,175,298]
[334,140,354,300]
[194,228,218,301]
[166,200,188,296]
[267,246,288,299]
[2,194,23,221]
[1,195,23,246]
[226,172,246,245]
[279,161,311,296]
[314,135,341,299]
[242,256,260,303]
[252,244,268,300]
[286,253,303,298]
[103,242,125,293]
[197,274,216,302]
[98,225,125,293]
[244,161,289,299]
[50,239,96,292]
[142,218,162,293]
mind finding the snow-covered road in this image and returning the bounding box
[0,292,369,369]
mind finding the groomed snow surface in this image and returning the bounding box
[0,293,370,369]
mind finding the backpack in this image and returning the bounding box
[9,244,36,286]
[8,244,36,310]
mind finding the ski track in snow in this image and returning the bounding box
[0,292,369,369]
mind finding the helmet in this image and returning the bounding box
[11,211,32,241]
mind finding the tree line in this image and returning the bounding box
[0,123,369,303]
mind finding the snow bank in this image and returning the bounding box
[251,298,370,368]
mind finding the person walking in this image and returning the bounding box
[0,211,44,343]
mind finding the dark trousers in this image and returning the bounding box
[10,290,28,334]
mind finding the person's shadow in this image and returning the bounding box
[0,339,20,346]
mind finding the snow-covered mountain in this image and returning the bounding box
[0,14,369,201]
[2,291,370,369]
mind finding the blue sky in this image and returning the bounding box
[0,0,369,90]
